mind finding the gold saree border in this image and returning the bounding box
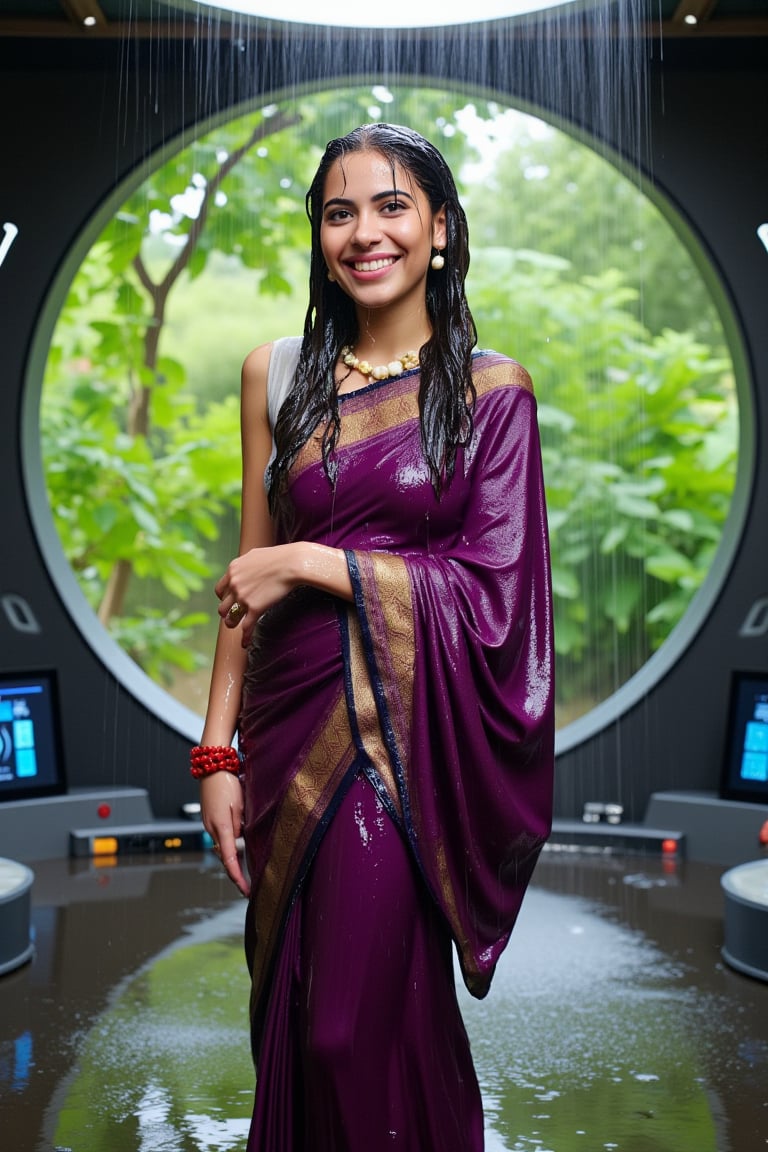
[351,550,414,776]
[291,377,420,484]
[434,838,481,986]
[473,357,534,399]
[350,548,486,987]
[287,354,533,485]
[345,609,402,818]
[247,689,355,1022]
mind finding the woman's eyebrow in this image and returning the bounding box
[323,189,416,211]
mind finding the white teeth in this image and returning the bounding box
[353,257,396,272]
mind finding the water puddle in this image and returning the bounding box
[1,854,766,1150]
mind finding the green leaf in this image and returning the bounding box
[614,494,660,519]
[602,579,642,632]
[131,503,162,537]
[551,567,580,599]
[645,548,695,584]
[600,524,629,554]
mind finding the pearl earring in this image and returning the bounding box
[430,250,445,271]
[327,270,336,282]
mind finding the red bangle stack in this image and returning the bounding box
[190,745,241,779]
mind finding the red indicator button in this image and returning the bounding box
[661,838,678,855]
[97,804,112,820]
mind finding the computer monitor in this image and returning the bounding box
[720,670,768,805]
[0,670,66,802]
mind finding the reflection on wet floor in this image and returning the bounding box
[1,850,767,1151]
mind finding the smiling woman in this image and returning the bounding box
[194,120,555,1150]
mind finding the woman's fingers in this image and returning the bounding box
[214,570,230,601]
[215,562,250,628]
[213,835,249,896]
[201,773,249,895]
[221,598,247,627]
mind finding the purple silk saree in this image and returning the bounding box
[239,349,554,1150]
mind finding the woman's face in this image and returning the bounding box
[320,149,446,320]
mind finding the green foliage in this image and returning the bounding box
[469,250,735,706]
[463,115,723,343]
[42,339,242,678]
[161,250,308,407]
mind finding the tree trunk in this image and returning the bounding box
[96,106,302,628]
[98,556,133,624]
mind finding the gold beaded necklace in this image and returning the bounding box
[340,345,419,382]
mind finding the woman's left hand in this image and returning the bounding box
[215,544,297,646]
[200,770,249,896]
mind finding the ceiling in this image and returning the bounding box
[0,0,766,38]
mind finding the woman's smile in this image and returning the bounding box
[347,254,399,274]
[344,253,402,281]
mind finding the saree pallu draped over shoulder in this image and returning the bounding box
[239,347,554,1143]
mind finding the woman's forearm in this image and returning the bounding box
[199,622,249,746]
[199,540,352,751]
[290,541,354,603]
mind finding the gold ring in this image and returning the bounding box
[227,601,243,622]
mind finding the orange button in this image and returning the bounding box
[92,836,119,855]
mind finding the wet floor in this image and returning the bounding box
[1,848,766,1151]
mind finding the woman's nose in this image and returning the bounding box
[352,211,382,247]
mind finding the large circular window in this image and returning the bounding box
[39,85,739,733]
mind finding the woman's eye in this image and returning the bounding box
[382,200,405,213]
[326,209,351,222]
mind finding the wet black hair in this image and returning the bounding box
[268,122,477,510]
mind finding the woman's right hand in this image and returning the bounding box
[215,544,298,647]
[200,770,250,897]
